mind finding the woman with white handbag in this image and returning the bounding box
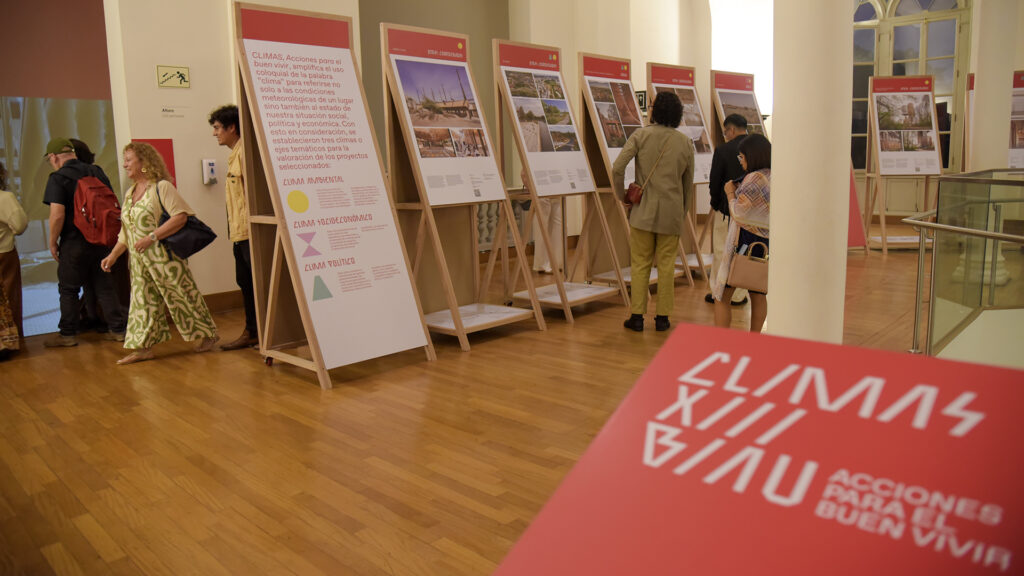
[712,133,771,332]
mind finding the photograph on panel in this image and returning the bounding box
[902,130,935,151]
[534,73,565,99]
[610,81,642,126]
[414,128,457,158]
[588,80,614,103]
[1012,120,1024,149]
[549,125,581,151]
[674,87,705,128]
[450,128,490,157]
[514,97,555,152]
[595,101,626,148]
[506,70,540,98]
[880,130,904,152]
[718,90,762,127]
[395,59,482,128]
[875,93,933,131]
[542,99,571,125]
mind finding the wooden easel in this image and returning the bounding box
[235,5,434,389]
[382,23,545,352]
[863,76,940,254]
[577,52,690,294]
[491,40,628,323]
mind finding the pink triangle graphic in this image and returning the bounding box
[297,232,321,257]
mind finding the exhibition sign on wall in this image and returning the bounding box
[386,28,505,206]
[649,63,713,183]
[712,71,766,137]
[582,55,642,183]
[497,42,594,197]
[1010,71,1024,169]
[238,7,427,369]
[870,76,942,176]
[496,324,1023,575]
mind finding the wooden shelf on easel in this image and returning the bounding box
[512,282,621,308]
[422,303,535,336]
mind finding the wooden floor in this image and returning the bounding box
[1,248,930,575]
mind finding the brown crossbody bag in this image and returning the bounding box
[624,139,670,206]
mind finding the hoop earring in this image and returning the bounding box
[141,167,147,173]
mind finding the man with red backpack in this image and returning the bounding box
[42,137,126,347]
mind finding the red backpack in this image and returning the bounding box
[73,176,122,247]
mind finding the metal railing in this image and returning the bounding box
[902,199,1024,355]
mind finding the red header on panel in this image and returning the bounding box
[1014,71,1024,89]
[240,8,349,49]
[498,42,560,72]
[387,28,467,62]
[714,71,753,91]
[133,139,176,183]
[583,55,630,80]
[872,76,934,93]
[495,323,1024,576]
[651,65,695,87]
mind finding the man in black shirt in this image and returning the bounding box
[706,114,749,306]
[41,138,126,347]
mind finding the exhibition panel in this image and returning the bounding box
[494,39,628,320]
[382,23,546,351]
[236,4,434,388]
[710,70,766,140]
[864,75,942,253]
[1010,71,1024,169]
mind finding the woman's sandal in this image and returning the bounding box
[194,335,220,353]
[117,348,154,365]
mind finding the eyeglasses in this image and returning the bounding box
[737,154,745,160]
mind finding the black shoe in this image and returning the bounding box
[731,296,749,307]
[704,293,714,304]
[623,314,644,332]
[655,315,670,331]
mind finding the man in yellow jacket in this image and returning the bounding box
[210,105,259,350]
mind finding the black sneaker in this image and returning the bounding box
[731,296,749,307]
[655,315,671,332]
[704,293,714,303]
[623,314,644,332]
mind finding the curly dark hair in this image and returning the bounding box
[649,91,683,128]
[738,133,771,172]
[0,161,7,190]
[208,104,239,132]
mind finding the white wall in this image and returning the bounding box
[709,0,773,116]
[103,0,359,296]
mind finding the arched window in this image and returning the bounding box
[851,0,968,172]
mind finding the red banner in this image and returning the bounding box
[582,55,629,80]
[651,64,694,87]
[968,73,975,91]
[239,8,349,49]
[387,28,467,62]
[132,138,175,183]
[498,42,559,72]
[1014,71,1024,89]
[496,324,1023,575]
[714,71,753,91]
[849,167,866,248]
[872,76,934,94]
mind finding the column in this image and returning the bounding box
[768,2,852,343]
[970,0,1017,169]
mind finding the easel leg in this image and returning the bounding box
[534,199,574,324]
[480,210,507,303]
[424,207,471,351]
[597,193,631,308]
[503,199,547,331]
[688,213,708,281]
[413,209,427,280]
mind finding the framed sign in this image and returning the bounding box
[869,76,942,176]
[711,71,765,138]
[1009,71,1024,169]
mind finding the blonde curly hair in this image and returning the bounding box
[123,141,173,183]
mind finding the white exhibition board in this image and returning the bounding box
[497,42,594,197]
[649,63,713,183]
[870,76,942,176]
[582,54,641,184]
[386,27,505,206]
[238,8,426,368]
[1010,70,1024,169]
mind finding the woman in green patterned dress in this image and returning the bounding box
[101,142,218,365]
